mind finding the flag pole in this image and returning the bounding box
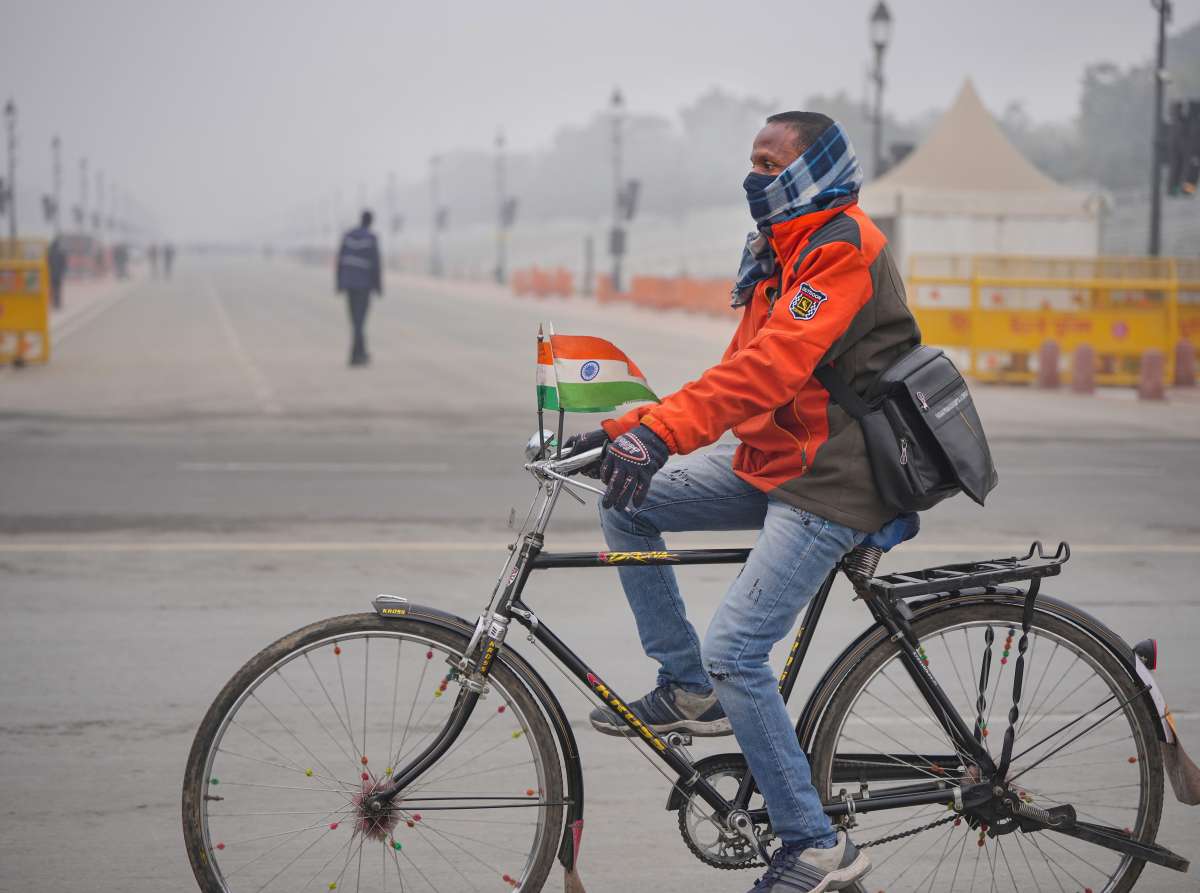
[536,325,547,458]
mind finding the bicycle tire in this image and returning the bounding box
[807,600,1163,893]
[182,612,565,893]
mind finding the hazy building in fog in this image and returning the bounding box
[859,81,1100,271]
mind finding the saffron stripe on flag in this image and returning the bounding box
[549,334,647,379]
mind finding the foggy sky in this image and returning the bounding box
[4,0,1198,240]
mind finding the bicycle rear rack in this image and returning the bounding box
[868,541,1070,600]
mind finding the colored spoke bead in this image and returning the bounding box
[333,645,342,656]
[361,772,369,781]
[426,650,433,660]
[216,842,225,850]
[412,813,422,821]
[330,822,339,830]
[525,788,535,797]
[305,768,313,776]
[1128,756,1137,763]
[209,777,219,785]
[512,730,522,739]
[329,883,337,890]
[497,705,506,713]
[361,755,369,765]
[385,767,393,776]
[392,840,402,851]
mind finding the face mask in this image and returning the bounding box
[743,171,777,197]
[743,171,778,222]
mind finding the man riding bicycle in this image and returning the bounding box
[567,111,920,892]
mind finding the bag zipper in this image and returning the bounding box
[900,438,909,465]
[916,378,963,413]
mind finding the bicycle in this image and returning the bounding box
[182,433,1191,892]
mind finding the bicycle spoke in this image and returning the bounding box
[304,652,362,770]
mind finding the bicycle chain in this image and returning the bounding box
[857,813,958,849]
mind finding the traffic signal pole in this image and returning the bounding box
[1150,0,1171,256]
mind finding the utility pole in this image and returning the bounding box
[1149,0,1172,256]
[51,135,61,234]
[610,87,626,294]
[80,157,89,234]
[430,154,444,277]
[868,2,894,179]
[95,168,105,242]
[495,129,508,285]
[4,99,17,243]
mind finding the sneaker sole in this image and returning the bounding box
[589,715,734,738]
[824,851,872,891]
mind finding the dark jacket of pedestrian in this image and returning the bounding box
[336,224,382,294]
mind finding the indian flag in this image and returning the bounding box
[536,336,560,411]
[544,333,658,413]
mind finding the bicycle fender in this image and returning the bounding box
[795,588,1169,751]
[374,601,587,870]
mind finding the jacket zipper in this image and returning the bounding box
[900,438,909,465]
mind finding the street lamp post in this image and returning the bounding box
[1149,0,1172,256]
[4,99,17,243]
[95,168,105,243]
[610,87,626,294]
[869,2,893,180]
[495,129,507,285]
[429,154,444,277]
[80,157,89,234]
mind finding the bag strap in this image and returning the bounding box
[814,364,872,420]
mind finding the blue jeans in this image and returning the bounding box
[599,443,866,848]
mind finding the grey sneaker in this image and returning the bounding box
[588,682,732,737]
[747,832,870,892]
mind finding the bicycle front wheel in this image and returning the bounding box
[808,599,1163,893]
[183,613,564,893]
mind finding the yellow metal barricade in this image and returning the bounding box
[908,254,1187,386]
[0,240,51,365]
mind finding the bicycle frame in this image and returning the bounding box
[372,465,995,828]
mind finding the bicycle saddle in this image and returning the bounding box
[863,511,920,552]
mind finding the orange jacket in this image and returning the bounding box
[603,200,919,531]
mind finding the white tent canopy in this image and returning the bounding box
[859,80,1099,264]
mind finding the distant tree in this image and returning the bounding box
[998,100,1082,184]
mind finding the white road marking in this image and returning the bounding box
[207,281,283,415]
[52,287,137,344]
[177,461,451,473]
[0,541,1198,555]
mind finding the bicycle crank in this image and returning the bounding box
[672,753,774,870]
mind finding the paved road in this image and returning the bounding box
[1,259,1198,891]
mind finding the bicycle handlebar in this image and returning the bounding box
[526,445,605,479]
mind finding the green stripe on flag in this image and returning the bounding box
[556,380,658,413]
[537,383,560,410]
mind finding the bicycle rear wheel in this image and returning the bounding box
[808,600,1163,893]
[182,613,564,893]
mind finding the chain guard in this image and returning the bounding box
[675,753,772,870]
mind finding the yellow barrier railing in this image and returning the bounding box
[0,240,51,365]
[908,254,1195,386]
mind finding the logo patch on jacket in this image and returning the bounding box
[788,283,828,321]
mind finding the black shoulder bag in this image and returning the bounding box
[815,345,998,514]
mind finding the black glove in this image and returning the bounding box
[599,424,669,510]
[562,428,609,477]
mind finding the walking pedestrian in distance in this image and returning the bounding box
[47,235,67,310]
[163,243,175,278]
[148,243,159,278]
[336,210,383,367]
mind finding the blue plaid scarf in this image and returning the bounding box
[731,122,863,307]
